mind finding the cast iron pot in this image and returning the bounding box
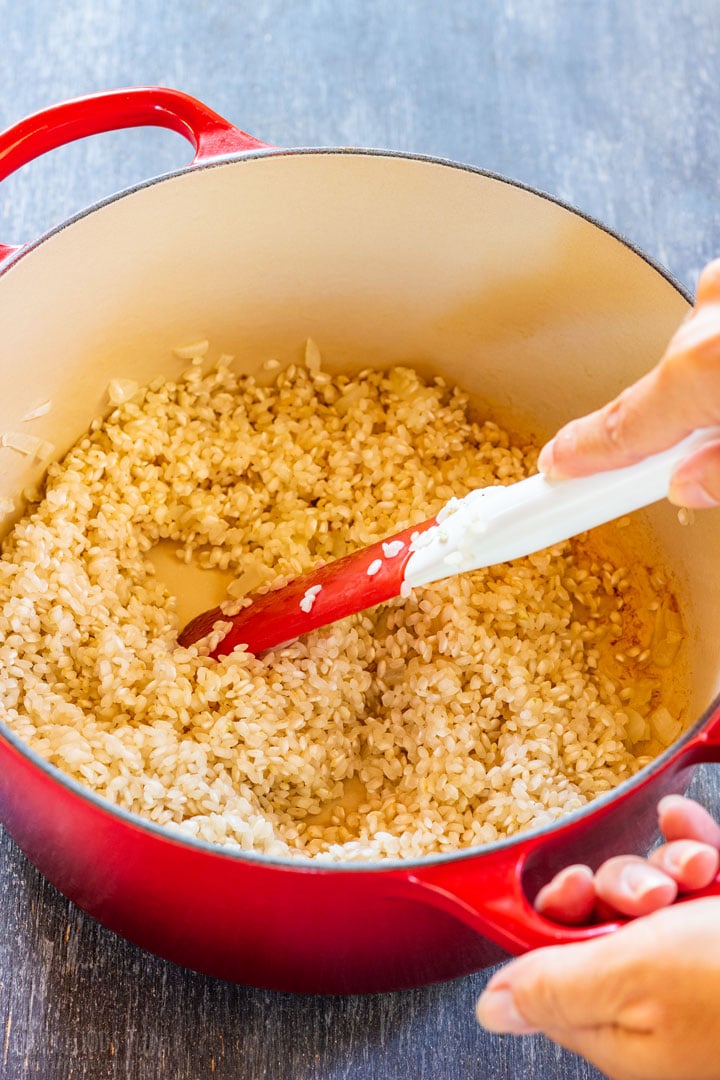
[0,87,719,995]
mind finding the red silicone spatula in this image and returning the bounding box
[178,427,720,659]
[178,518,429,657]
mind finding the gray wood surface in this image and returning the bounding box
[1,2,720,1077]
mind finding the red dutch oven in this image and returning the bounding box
[1,87,719,995]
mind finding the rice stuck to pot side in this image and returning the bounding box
[0,348,687,861]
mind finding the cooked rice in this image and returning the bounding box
[0,350,686,861]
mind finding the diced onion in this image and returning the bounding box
[21,400,52,422]
[173,340,209,360]
[335,384,367,416]
[305,338,322,372]
[107,378,139,406]
[1,431,55,462]
[623,708,649,745]
[650,602,684,669]
[630,680,654,711]
[650,706,682,746]
[226,562,271,597]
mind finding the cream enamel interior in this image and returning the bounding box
[0,150,718,719]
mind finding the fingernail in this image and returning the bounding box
[537,439,555,475]
[666,840,718,878]
[657,794,685,814]
[476,988,539,1035]
[619,862,671,900]
[539,424,579,478]
[668,480,720,509]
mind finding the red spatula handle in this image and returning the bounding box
[179,516,436,657]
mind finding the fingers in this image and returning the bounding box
[475,983,540,1036]
[592,843,719,912]
[537,368,681,478]
[595,840,720,909]
[649,839,720,891]
[478,898,720,1080]
[657,793,720,846]
[476,942,611,1036]
[475,935,650,1080]
[535,796,720,928]
[536,854,690,924]
[593,855,677,917]
[539,258,720,481]
[533,854,676,926]
[476,926,638,1034]
[534,864,596,925]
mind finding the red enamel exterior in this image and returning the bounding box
[1,707,720,992]
[1,88,720,995]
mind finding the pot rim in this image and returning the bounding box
[0,143,707,874]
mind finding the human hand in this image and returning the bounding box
[475,796,720,1080]
[538,258,720,508]
[476,896,720,1080]
[534,795,720,925]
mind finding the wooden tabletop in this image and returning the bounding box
[1,3,720,1077]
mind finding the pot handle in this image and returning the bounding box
[399,837,720,956]
[0,86,272,263]
[397,845,623,955]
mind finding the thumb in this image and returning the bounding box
[539,258,720,480]
[476,941,647,1080]
[476,932,633,1036]
[477,900,720,1080]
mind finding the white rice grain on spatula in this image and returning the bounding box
[299,584,323,613]
[382,540,404,558]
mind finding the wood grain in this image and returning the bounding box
[1,1,719,1077]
